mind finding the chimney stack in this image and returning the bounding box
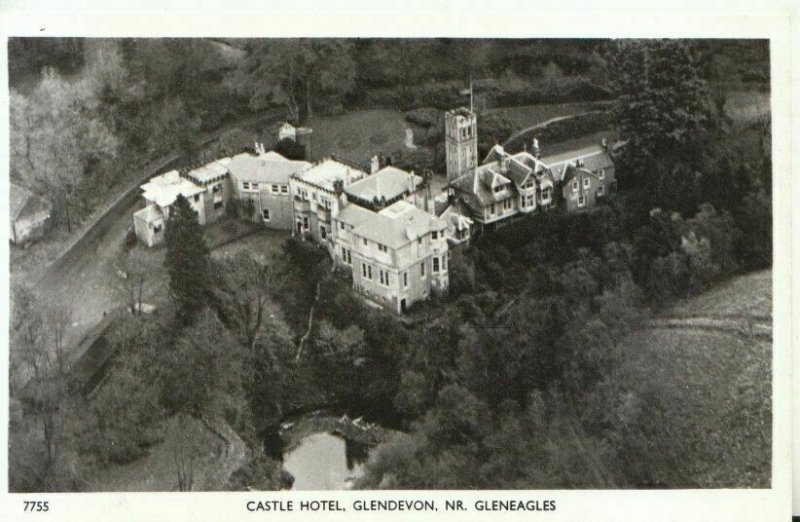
[371,155,380,174]
[532,137,541,158]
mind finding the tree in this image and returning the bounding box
[609,40,715,187]
[232,39,357,122]
[164,195,211,326]
[10,71,119,231]
[110,247,158,316]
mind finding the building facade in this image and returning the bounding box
[332,199,449,314]
[228,150,312,231]
[133,170,206,247]
[289,158,368,248]
[185,158,233,224]
[446,106,614,227]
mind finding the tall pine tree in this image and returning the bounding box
[608,40,715,189]
[164,194,210,326]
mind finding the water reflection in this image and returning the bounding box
[283,432,367,490]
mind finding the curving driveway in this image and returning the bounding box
[31,108,286,360]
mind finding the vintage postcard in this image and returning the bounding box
[0,2,794,521]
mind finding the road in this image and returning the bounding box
[31,108,286,361]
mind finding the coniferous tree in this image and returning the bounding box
[164,195,210,326]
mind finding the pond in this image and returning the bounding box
[282,432,370,490]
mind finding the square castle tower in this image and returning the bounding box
[445,107,478,183]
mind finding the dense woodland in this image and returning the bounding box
[9,39,771,491]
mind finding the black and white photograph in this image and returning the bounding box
[1,4,795,520]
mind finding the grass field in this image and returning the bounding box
[306,109,411,165]
[486,100,611,132]
[617,269,772,488]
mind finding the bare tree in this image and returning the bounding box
[171,414,195,492]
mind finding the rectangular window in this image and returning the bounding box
[243,182,250,190]
[212,184,221,193]
[363,238,368,246]
[194,195,200,202]
[342,246,347,259]
[490,203,496,214]
[271,185,279,194]
[362,263,367,278]
[442,256,447,270]
[433,258,440,273]
[262,209,270,221]
[597,185,605,196]
[347,250,352,264]
[339,221,345,230]
[578,195,586,208]
[367,266,372,280]
[421,262,425,277]
[598,169,605,180]
[281,185,288,194]
[583,177,590,188]
[214,200,223,210]
[572,180,578,192]
[302,217,309,229]
[320,226,327,239]
[252,183,259,190]
[378,244,387,253]
[432,231,438,240]
[404,272,408,287]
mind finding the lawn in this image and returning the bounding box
[667,269,772,320]
[486,100,611,132]
[306,109,412,165]
[616,269,772,488]
[725,90,770,125]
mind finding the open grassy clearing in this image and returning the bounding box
[666,269,771,320]
[486,100,610,132]
[725,90,770,124]
[306,109,411,164]
[617,269,772,488]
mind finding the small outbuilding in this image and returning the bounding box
[10,183,52,246]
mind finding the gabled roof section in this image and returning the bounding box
[561,164,601,186]
[10,183,51,221]
[140,170,204,208]
[336,203,375,228]
[351,200,446,250]
[186,158,232,184]
[541,144,614,182]
[294,158,367,192]
[228,151,311,185]
[345,166,423,203]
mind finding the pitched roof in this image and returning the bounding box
[344,166,423,202]
[561,164,600,186]
[350,200,446,250]
[227,151,311,185]
[294,158,367,192]
[439,204,473,232]
[133,204,164,224]
[140,170,205,207]
[541,144,614,182]
[336,203,375,228]
[10,183,51,221]
[185,158,232,184]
